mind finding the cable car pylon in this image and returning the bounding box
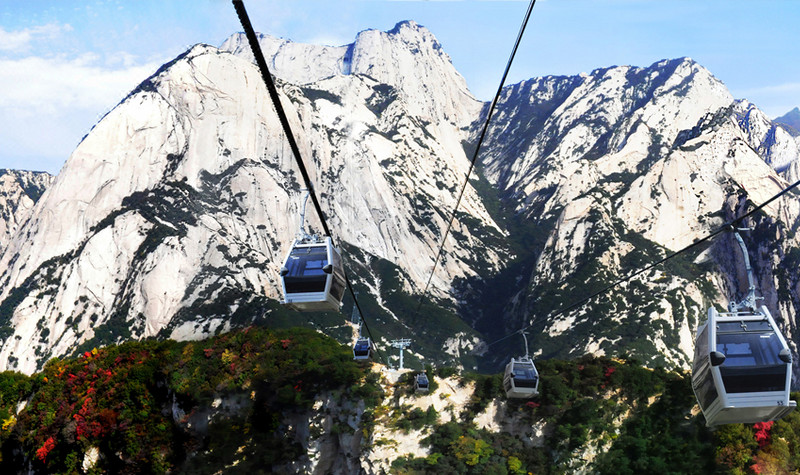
[390,339,412,370]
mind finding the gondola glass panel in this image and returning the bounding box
[692,307,796,426]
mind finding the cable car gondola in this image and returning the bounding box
[503,332,539,398]
[279,192,346,312]
[692,229,796,426]
[415,373,430,393]
[280,236,345,312]
[353,337,372,361]
[350,300,373,360]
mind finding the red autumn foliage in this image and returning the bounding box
[604,367,616,378]
[754,420,774,448]
[36,436,56,462]
[203,348,214,358]
[281,339,291,349]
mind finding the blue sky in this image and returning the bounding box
[1,0,799,174]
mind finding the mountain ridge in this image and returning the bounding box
[776,106,800,136]
[0,22,797,382]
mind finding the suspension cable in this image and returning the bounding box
[418,0,537,304]
[232,0,387,365]
[485,177,800,349]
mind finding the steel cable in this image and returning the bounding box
[417,0,537,307]
[485,177,800,349]
[232,0,387,365]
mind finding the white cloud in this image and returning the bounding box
[0,54,160,115]
[0,51,162,173]
[0,28,33,51]
[0,23,73,52]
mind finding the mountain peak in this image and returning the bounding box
[775,107,800,136]
[388,19,421,33]
[220,19,478,122]
[385,20,436,42]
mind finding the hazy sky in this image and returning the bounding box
[2,0,799,174]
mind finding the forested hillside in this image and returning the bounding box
[0,326,795,473]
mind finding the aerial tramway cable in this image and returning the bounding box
[485,177,800,348]
[231,0,386,365]
[418,0,537,304]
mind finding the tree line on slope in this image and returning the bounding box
[0,327,795,473]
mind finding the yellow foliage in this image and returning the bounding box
[181,343,194,361]
[2,416,15,431]
[221,349,236,365]
[451,435,493,466]
[507,455,525,474]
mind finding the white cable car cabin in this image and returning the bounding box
[415,373,430,393]
[353,337,372,361]
[692,228,795,426]
[503,331,539,398]
[279,236,346,312]
[692,306,795,426]
[503,357,540,398]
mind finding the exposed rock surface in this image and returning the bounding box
[468,57,800,374]
[0,169,53,250]
[0,24,797,381]
[0,24,502,374]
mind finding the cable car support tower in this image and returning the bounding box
[390,339,412,370]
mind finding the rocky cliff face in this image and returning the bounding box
[0,170,53,250]
[0,23,798,379]
[0,23,503,374]
[466,57,800,372]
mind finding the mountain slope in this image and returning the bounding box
[776,106,800,136]
[0,170,53,250]
[1,326,796,473]
[0,23,797,382]
[0,25,504,374]
[465,58,800,373]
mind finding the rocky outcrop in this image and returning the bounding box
[0,24,503,374]
[0,169,53,250]
[0,22,797,379]
[469,57,800,371]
